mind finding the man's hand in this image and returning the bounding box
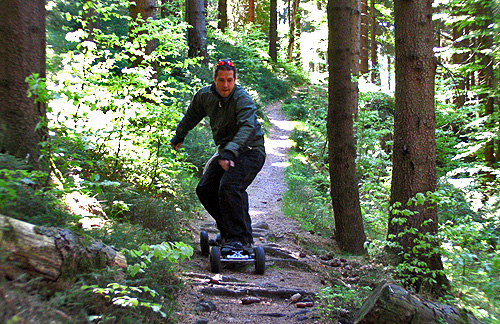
[170,135,183,151]
[170,142,182,151]
[218,159,235,171]
[219,150,236,171]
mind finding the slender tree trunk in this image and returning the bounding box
[476,10,495,167]
[287,0,296,62]
[327,0,366,255]
[130,0,158,68]
[83,0,100,41]
[248,0,255,23]
[389,0,449,296]
[0,0,47,168]
[161,0,180,18]
[452,25,466,109]
[269,0,278,62]
[218,0,228,31]
[186,0,208,62]
[369,0,379,85]
[360,0,369,74]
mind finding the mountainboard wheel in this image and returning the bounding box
[210,246,222,273]
[215,233,223,245]
[254,246,266,275]
[200,231,209,256]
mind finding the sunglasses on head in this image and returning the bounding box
[217,60,235,67]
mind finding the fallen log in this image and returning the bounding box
[0,215,126,281]
[354,282,481,324]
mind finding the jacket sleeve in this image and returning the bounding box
[175,90,206,140]
[223,94,258,157]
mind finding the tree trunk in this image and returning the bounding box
[218,0,228,31]
[186,0,208,62]
[452,25,466,109]
[248,0,255,23]
[269,0,278,62]
[360,0,369,74]
[476,10,495,168]
[354,282,481,324]
[130,0,158,68]
[327,0,366,255]
[161,0,180,18]
[389,0,448,296]
[0,215,127,281]
[287,0,300,62]
[83,0,100,41]
[369,0,379,85]
[0,0,46,168]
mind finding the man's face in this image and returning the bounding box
[214,69,236,98]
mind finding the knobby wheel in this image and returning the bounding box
[200,231,209,256]
[254,246,266,275]
[210,246,222,273]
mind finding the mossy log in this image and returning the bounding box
[0,215,126,281]
[354,282,481,324]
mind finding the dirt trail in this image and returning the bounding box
[176,102,333,324]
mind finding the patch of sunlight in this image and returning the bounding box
[272,162,289,168]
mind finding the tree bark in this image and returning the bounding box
[0,215,127,281]
[287,0,300,62]
[269,0,278,62]
[369,0,379,85]
[354,282,481,324]
[389,0,448,295]
[0,0,47,168]
[218,0,228,31]
[248,0,255,23]
[130,0,158,68]
[475,9,495,167]
[327,0,366,255]
[360,0,369,74]
[187,0,208,62]
[83,0,100,41]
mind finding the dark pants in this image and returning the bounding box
[196,149,265,244]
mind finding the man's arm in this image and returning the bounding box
[170,90,206,150]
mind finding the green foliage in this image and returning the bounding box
[126,241,193,277]
[0,154,74,226]
[208,26,308,107]
[79,241,192,320]
[81,283,167,318]
[282,152,333,234]
[318,285,372,320]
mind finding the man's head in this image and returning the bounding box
[214,59,237,98]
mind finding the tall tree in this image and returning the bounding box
[248,0,255,23]
[218,0,228,31]
[287,0,300,63]
[327,0,366,254]
[186,0,207,62]
[369,0,380,84]
[0,0,47,167]
[389,0,449,295]
[475,6,496,167]
[130,0,158,68]
[269,0,278,62]
[360,0,369,75]
[83,0,100,41]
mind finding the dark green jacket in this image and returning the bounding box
[175,83,265,157]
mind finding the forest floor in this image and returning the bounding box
[174,102,374,324]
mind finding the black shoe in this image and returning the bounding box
[222,241,254,256]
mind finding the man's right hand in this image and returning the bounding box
[170,135,184,151]
[170,142,182,151]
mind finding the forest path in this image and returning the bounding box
[175,102,338,324]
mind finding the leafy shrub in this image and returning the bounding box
[0,154,74,226]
